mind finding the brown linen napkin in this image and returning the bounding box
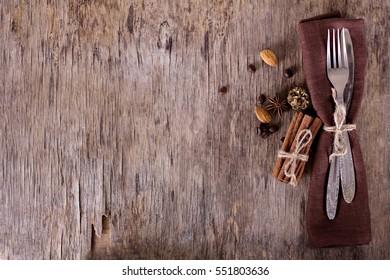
[298,12,371,247]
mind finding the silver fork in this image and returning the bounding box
[325,28,355,220]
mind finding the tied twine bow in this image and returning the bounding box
[323,88,356,161]
[278,129,312,186]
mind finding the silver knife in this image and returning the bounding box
[339,28,356,203]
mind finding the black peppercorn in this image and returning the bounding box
[260,131,270,139]
[268,125,279,134]
[247,64,257,73]
[260,123,269,133]
[257,94,266,105]
[283,68,294,78]
[219,86,228,95]
[281,136,285,143]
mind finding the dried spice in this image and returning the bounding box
[247,64,257,73]
[268,125,279,134]
[257,94,266,105]
[283,68,294,78]
[272,112,323,186]
[265,96,289,119]
[260,49,278,67]
[255,106,272,123]
[219,86,228,95]
[260,123,269,133]
[260,131,270,139]
[287,86,311,111]
[256,123,272,138]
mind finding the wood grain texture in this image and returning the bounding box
[0,0,388,259]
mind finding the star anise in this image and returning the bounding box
[265,96,289,119]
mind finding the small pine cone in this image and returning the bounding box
[287,86,311,111]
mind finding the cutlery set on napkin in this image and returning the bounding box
[298,12,371,247]
[324,27,356,220]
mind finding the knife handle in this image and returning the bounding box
[326,156,340,220]
[340,131,356,203]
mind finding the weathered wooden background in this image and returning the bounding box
[0,0,388,259]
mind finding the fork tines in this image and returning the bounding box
[327,28,348,69]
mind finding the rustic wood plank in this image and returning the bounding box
[0,0,388,259]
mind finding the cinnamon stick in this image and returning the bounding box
[278,114,313,184]
[272,112,303,178]
[294,117,323,185]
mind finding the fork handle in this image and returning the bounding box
[326,156,340,220]
[339,131,356,203]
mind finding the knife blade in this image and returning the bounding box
[344,28,354,111]
[339,28,356,203]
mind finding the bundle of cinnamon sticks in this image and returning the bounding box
[272,112,323,186]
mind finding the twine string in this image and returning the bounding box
[323,88,356,161]
[278,129,312,186]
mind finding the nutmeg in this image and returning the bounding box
[260,49,278,67]
[255,106,272,123]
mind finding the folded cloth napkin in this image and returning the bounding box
[298,12,371,247]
